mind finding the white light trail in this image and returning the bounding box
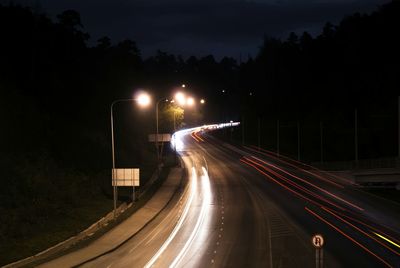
[170,166,212,268]
[144,167,197,268]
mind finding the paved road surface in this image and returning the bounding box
[47,126,400,267]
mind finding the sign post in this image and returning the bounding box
[311,234,324,268]
[149,134,171,167]
[112,168,140,215]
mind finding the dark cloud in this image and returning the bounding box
[2,0,388,59]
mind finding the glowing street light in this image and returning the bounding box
[187,97,195,106]
[175,92,186,106]
[200,99,205,104]
[136,92,151,107]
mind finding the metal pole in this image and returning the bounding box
[110,98,140,219]
[297,120,300,161]
[355,109,358,165]
[258,117,261,150]
[398,96,400,159]
[320,249,324,268]
[174,134,177,165]
[173,110,176,132]
[320,121,323,164]
[242,116,245,145]
[110,102,117,219]
[156,100,160,163]
[277,119,280,157]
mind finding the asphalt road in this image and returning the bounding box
[80,127,400,268]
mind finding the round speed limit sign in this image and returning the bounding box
[312,234,324,249]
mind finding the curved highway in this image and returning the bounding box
[66,125,400,267]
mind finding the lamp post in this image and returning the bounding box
[155,98,168,164]
[110,93,150,219]
[155,93,187,163]
[155,91,203,164]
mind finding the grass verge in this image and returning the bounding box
[1,154,179,267]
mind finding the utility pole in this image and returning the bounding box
[297,121,301,161]
[277,119,280,157]
[355,109,359,166]
[320,121,324,164]
[258,117,261,150]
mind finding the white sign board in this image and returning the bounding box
[311,234,324,248]
[112,168,139,186]
[148,134,171,142]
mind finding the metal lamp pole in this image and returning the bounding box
[111,101,117,219]
[173,110,176,132]
[156,98,167,164]
[110,98,143,219]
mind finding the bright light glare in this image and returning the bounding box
[136,93,151,107]
[175,92,186,106]
[171,133,184,151]
[187,97,195,106]
[200,99,205,104]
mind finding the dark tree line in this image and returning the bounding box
[0,1,399,262]
[236,1,399,161]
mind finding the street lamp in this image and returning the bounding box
[155,92,204,162]
[137,93,151,106]
[187,97,195,106]
[175,92,186,106]
[155,93,190,163]
[156,97,170,163]
[110,92,151,219]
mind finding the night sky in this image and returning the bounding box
[4,0,388,58]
